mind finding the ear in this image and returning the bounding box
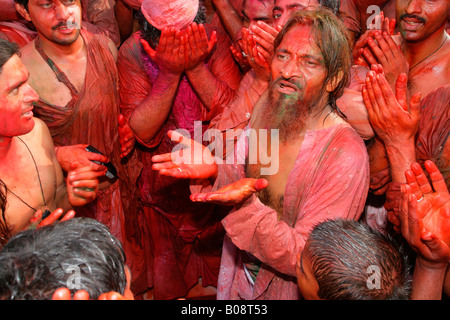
[15,3,31,22]
[326,70,344,93]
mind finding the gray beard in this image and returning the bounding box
[264,82,323,142]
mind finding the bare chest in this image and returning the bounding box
[28,56,86,107]
[245,129,304,216]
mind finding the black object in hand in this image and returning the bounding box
[85,145,117,179]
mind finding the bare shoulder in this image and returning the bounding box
[21,117,55,155]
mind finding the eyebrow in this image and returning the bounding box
[7,71,30,92]
[273,3,306,11]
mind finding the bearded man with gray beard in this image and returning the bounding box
[152,8,370,300]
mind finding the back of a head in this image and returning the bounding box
[0,217,127,300]
[0,39,20,75]
[306,219,412,300]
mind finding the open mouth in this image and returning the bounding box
[277,80,300,95]
[22,107,33,119]
[400,16,425,32]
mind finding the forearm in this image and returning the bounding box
[411,258,447,300]
[384,139,416,183]
[211,0,243,43]
[185,63,219,110]
[129,72,181,143]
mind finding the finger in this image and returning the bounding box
[197,24,209,49]
[406,193,423,244]
[52,287,72,300]
[60,209,76,222]
[255,20,279,38]
[72,188,97,201]
[410,162,434,195]
[208,30,217,52]
[370,73,389,112]
[85,150,109,164]
[73,290,90,300]
[38,208,64,227]
[255,178,269,191]
[158,27,171,53]
[151,161,179,171]
[365,72,381,114]
[158,168,191,179]
[29,209,43,227]
[139,39,156,59]
[394,73,408,110]
[167,130,194,147]
[383,31,404,60]
[118,114,127,127]
[361,84,373,112]
[251,32,273,51]
[362,46,379,66]
[399,185,411,240]
[424,160,449,194]
[409,92,422,117]
[377,72,399,108]
[151,152,176,164]
[371,32,391,64]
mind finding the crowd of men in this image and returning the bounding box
[0,0,449,300]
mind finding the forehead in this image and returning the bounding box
[28,0,81,6]
[243,0,273,11]
[274,0,320,9]
[0,55,28,90]
[278,24,320,53]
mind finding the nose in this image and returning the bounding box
[23,84,39,103]
[54,3,71,21]
[281,59,301,79]
[276,13,289,29]
[405,0,422,15]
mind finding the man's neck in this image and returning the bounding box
[304,99,342,131]
[0,136,13,162]
[403,28,448,70]
[37,33,86,64]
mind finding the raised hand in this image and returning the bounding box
[190,177,268,206]
[353,11,397,66]
[140,27,186,75]
[362,71,421,145]
[151,130,218,180]
[184,22,217,71]
[118,114,135,158]
[401,161,450,246]
[399,161,450,267]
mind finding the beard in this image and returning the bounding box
[265,77,324,142]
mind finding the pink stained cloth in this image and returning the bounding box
[140,0,199,30]
[193,122,370,300]
[117,26,241,299]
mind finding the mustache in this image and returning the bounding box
[51,19,77,30]
[400,13,426,24]
[272,76,304,91]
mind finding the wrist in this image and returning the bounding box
[416,257,450,272]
